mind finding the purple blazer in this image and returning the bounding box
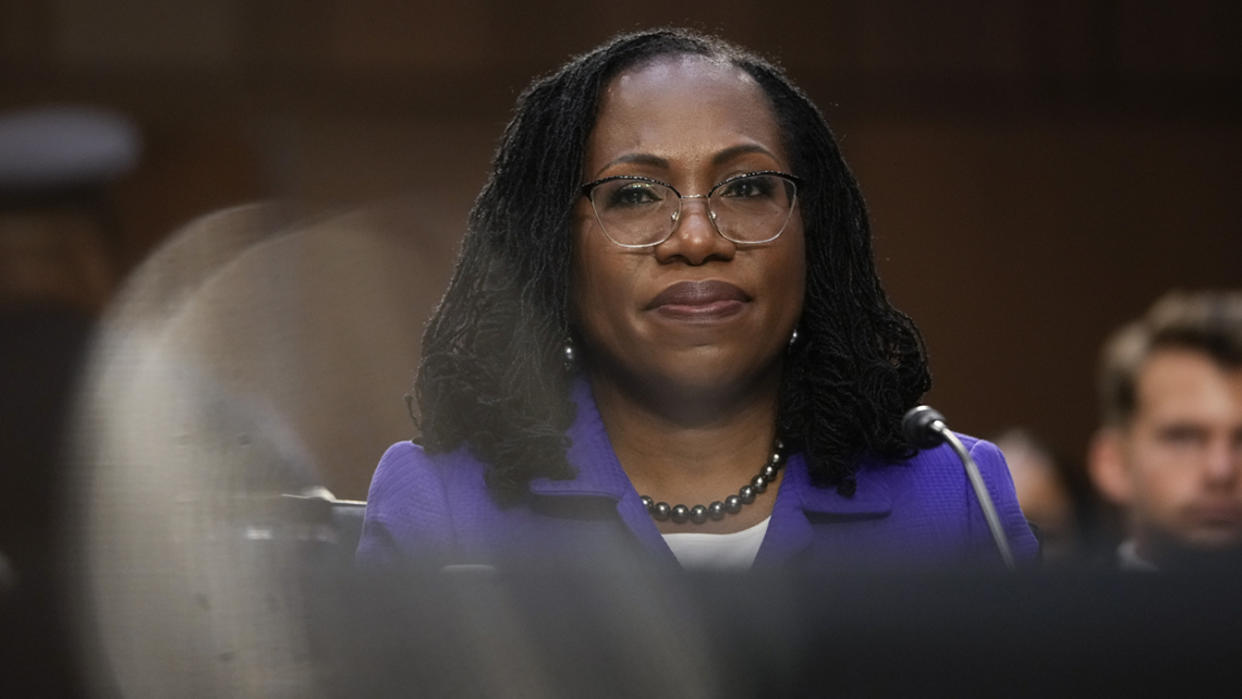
[358,380,1038,572]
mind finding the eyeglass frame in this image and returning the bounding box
[578,169,803,249]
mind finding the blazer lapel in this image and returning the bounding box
[755,454,893,567]
[528,379,676,562]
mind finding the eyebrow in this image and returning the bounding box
[596,143,779,175]
[600,153,669,171]
[711,143,777,166]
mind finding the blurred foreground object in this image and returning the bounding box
[67,198,453,695]
[1088,290,1242,571]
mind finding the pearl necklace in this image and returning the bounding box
[639,440,785,525]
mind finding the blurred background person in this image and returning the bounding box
[0,104,139,698]
[992,428,1082,562]
[1087,291,1242,571]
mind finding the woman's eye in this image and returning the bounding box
[719,176,774,199]
[605,183,663,208]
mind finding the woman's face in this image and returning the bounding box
[572,54,806,401]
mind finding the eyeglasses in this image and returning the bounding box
[580,170,801,248]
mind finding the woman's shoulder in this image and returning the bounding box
[362,441,494,533]
[873,433,1007,479]
[366,440,487,504]
[865,433,1037,562]
[859,433,1019,508]
[357,440,492,566]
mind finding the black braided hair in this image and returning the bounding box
[414,28,931,503]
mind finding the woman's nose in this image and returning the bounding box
[655,199,735,265]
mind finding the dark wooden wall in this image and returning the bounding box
[3,0,1240,501]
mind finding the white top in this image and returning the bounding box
[662,516,771,571]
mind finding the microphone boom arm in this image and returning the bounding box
[930,419,1016,570]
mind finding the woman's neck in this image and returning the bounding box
[587,371,783,533]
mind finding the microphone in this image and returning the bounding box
[901,405,949,449]
[903,405,1016,570]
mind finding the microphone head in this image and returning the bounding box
[902,405,947,449]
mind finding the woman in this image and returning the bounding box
[357,29,1036,572]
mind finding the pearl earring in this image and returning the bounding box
[562,339,576,373]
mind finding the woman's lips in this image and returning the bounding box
[646,280,750,320]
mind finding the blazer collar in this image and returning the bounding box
[528,379,897,512]
[756,453,893,566]
[793,458,893,516]
[528,379,632,501]
[526,379,896,566]
[527,379,672,559]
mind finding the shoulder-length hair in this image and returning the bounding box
[415,28,931,503]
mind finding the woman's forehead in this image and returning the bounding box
[587,54,785,175]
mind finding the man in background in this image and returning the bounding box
[1088,291,1242,570]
